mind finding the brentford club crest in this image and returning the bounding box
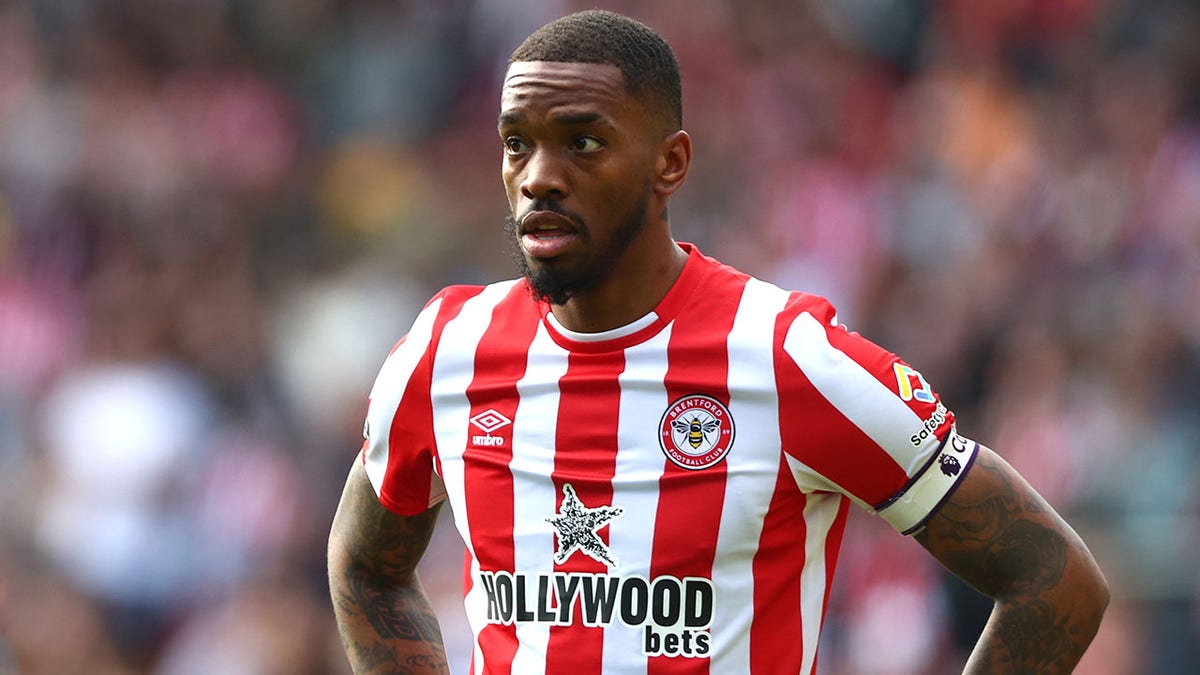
[659,394,735,470]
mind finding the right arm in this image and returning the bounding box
[915,446,1108,673]
[328,460,449,674]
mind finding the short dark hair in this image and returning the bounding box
[509,10,682,134]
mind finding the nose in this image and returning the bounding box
[519,148,568,201]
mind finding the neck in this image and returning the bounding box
[549,233,688,334]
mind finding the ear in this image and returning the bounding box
[654,130,692,197]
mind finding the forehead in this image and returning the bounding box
[500,61,635,124]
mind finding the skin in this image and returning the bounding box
[498,61,691,332]
[328,59,1109,673]
[917,446,1109,673]
[329,462,449,674]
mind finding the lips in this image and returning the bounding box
[519,210,580,258]
[519,210,576,234]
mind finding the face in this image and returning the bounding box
[499,61,660,305]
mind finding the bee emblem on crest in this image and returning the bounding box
[673,415,721,449]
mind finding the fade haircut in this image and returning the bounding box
[509,10,682,134]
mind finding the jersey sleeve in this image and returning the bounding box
[776,294,978,535]
[360,293,448,515]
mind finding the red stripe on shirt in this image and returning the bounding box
[379,289,479,515]
[545,347,626,675]
[647,270,745,675]
[460,285,541,675]
[775,295,909,506]
[750,454,809,673]
[812,497,850,675]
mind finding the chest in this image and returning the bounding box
[427,338,792,575]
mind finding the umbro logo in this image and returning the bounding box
[470,408,512,447]
[470,409,512,433]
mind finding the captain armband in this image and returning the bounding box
[876,429,979,536]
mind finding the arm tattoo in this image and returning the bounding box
[918,453,1066,598]
[982,519,1067,593]
[918,449,1104,673]
[338,558,445,643]
[330,466,449,673]
[988,598,1077,670]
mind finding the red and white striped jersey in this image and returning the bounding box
[361,243,975,675]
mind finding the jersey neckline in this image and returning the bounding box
[540,242,710,353]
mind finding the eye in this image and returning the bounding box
[504,137,530,155]
[571,135,603,153]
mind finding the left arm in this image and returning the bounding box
[915,445,1109,674]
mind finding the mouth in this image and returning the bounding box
[520,210,577,235]
[519,210,581,258]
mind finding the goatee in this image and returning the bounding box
[506,192,649,306]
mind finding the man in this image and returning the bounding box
[329,10,1108,674]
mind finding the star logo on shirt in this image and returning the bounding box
[546,483,624,568]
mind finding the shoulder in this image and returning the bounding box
[688,248,837,322]
[420,278,533,327]
[426,281,511,311]
[375,279,531,368]
[366,278,533,407]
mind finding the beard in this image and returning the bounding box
[506,190,651,306]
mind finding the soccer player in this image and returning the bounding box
[328,10,1108,674]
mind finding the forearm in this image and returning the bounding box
[329,558,449,674]
[963,567,1107,674]
[328,462,449,674]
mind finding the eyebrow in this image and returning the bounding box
[497,110,605,129]
[551,111,603,126]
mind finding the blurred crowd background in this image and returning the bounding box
[0,0,1197,673]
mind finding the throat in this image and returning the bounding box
[548,242,688,333]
